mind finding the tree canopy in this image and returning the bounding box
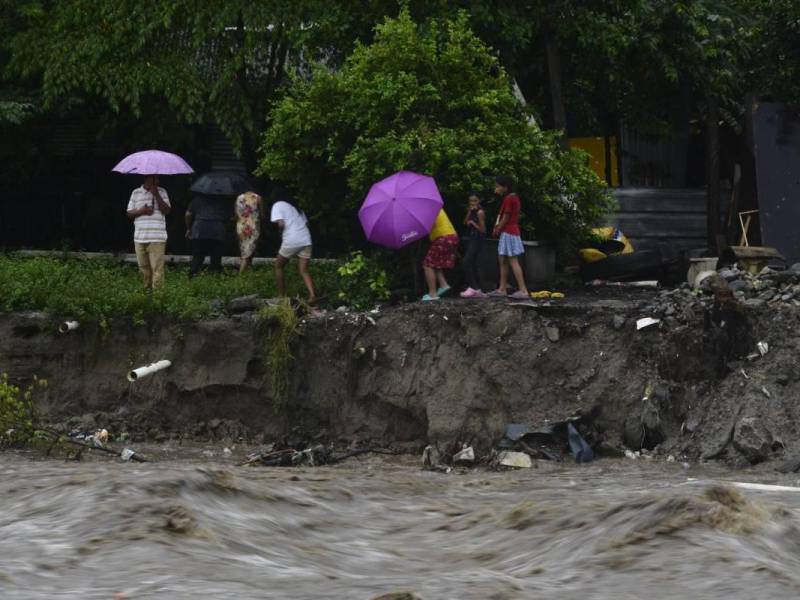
[259,10,613,247]
[2,0,800,253]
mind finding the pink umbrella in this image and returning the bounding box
[359,171,444,249]
[112,149,194,175]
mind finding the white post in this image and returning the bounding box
[59,321,80,333]
[127,360,172,382]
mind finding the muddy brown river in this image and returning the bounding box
[2,451,800,599]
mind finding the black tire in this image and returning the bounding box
[580,249,664,281]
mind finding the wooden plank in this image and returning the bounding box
[615,198,707,213]
[727,246,785,260]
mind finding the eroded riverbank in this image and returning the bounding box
[1,287,799,467]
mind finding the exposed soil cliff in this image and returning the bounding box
[1,290,798,466]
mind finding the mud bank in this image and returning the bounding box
[1,291,799,465]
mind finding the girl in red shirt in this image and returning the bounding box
[489,176,529,298]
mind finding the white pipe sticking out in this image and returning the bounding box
[127,360,171,382]
[59,320,80,333]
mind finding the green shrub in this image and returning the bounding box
[336,251,390,310]
[259,8,615,252]
[0,373,46,448]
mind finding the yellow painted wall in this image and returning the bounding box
[569,136,620,187]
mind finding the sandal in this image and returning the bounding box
[487,290,507,298]
[421,294,440,302]
[437,285,451,297]
[509,291,530,299]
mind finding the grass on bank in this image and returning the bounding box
[0,255,341,322]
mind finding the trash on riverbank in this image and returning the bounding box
[567,423,594,463]
[587,280,659,289]
[127,359,171,382]
[496,451,533,468]
[240,443,397,467]
[59,320,79,333]
[636,317,660,330]
[452,446,475,465]
[59,428,148,462]
[530,290,565,299]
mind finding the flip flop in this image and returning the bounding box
[437,286,451,297]
[421,294,440,302]
[509,291,529,299]
[487,290,506,298]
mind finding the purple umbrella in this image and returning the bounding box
[359,171,444,249]
[112,149,194,175]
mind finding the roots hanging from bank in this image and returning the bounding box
[257,299,303,411]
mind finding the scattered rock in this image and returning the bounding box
[733,417,773,465]
[612,315,626,330]
[227,294,263,313]
[777,457,800,474]
[544,326,560,343]
[745,298,766,308]
[728,280,749,293]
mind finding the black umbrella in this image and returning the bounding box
[189,171,254,196]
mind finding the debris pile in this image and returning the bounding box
[630,263,800,332]
[240,442,396,467]
[421,419,599,473]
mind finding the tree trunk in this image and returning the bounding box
[544,22,568,148]
[706,94,721,254]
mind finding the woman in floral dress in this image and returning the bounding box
[235,191,265,273]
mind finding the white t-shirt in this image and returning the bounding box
[126,186,171,243]
[271,201,312,248]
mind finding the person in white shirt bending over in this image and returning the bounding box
[126,175,171,291]
[270,187,315,302]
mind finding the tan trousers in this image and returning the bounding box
[134,242,166,290]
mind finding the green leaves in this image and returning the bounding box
[336,251,391,309]
[0,373,46,448]
[0,255,340,322]
[260,8,613,250]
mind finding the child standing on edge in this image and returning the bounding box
[460,192,487,298]
[421,209,459,301]
[489,176,529,299]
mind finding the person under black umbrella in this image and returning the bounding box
[185,171,254,276]
[184,193,229,275]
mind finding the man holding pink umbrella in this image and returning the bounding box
[126,175,172,291]
[114,149,194,291]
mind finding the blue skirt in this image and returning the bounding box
[498,232,525,256]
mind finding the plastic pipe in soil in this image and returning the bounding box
[127,360,171,382]
[59,321,80,333]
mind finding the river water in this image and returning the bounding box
[2,451,800,600]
